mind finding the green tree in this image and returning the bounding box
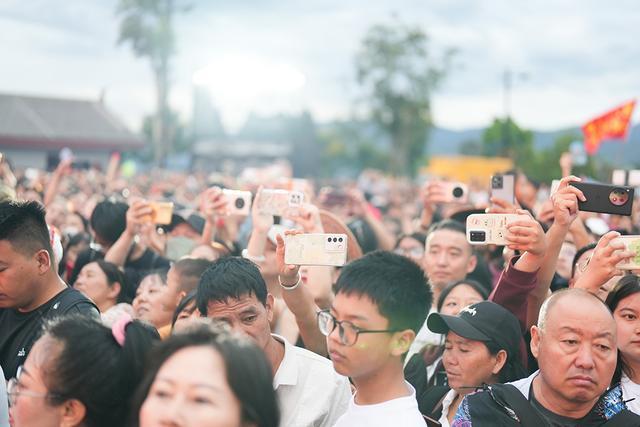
[481,117,534,161]
[527,134,598,183]
[116,0,189,165]
[356,19,453,177]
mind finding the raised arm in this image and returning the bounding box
[524,175,586,326]
[275,229,328,356]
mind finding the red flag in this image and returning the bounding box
[582,100,636,155]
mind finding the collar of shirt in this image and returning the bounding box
[272,333,298,389]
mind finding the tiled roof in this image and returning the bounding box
[0,93,143,150]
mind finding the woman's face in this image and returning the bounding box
[74,262,117,312]
[133,274,173,329]
[440,284,485,316]
[139,346,244,427]
[9,335,63,427]
[613,292,640,367]
[443,332,504,393]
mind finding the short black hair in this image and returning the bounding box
[90,200,128,246]
[427,219,466,237]
[45,315,160,427]
[0,199,53,260]
[132,323,279,427]
[334,250,432,333]
[197,257,268,316]
[171,290,198,328]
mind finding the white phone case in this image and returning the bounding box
[257,189,304,217]
[614,236,640,270]
[284,233,348,266]
[466,214,527,245]
[222,190,252,216]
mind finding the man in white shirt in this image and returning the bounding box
[197,256,350,427]
[317,251,432,426]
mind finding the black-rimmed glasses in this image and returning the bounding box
[317,310,401,346]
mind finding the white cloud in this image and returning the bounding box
[0,0,639,132]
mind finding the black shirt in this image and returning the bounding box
[0,287,99,380]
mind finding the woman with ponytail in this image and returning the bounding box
[7,314,159,427]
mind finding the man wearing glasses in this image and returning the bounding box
[196,256,351,427]
[319,250,432,426]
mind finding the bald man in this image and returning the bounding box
[452,289,639,426]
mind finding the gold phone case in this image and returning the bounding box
[284,233,348,266]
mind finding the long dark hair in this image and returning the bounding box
[437,279,490,312]
[132,322,279,427]
[605,274,640,384]
[43,315,160,427]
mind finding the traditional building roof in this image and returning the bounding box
[0,93,143,151]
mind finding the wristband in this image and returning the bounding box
[278,273,301,290]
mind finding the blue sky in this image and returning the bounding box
[1,0,639,132]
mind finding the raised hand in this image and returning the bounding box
[505,210,546,257]
[275,230,302,286]
[550,175,586,227]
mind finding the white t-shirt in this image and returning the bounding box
[332,382,425,427]
[272,334,351,427]
[621,372,640,415]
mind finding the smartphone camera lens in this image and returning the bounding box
[492,176,503,189]
[609,189,629,207]
[327,237,332,242]
[470,231,486,242]
[333,237,338,242]
[338,237,343,242]
[452,186,464,198]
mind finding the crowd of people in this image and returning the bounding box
[0,153,639,427]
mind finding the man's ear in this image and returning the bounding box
[265,293,275,323]
[390,329,416,357]
[466,253,478,274]
[59,398,86,427]
[175,290,187,306]
[35,249,52,274]
[530,325,541,359]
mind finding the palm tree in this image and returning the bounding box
[116,0,187,165]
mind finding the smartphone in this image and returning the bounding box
[569,182,634,216]
[466,213,529,245]
[149,202,174,225]
[222,189,252,216]
[284,233,348,266]
[613,235,640,270]
[257,189,304,216]
[550,179,561,196]
[438,182,468,204]
[490,174,515,205]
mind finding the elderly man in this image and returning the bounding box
[452,288,639,426]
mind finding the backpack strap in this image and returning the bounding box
[485,383,547,427]
[43,288,98,318]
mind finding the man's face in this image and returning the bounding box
[531,296,617,406]
[205,293,273,351]
[423,229,476,292]
[0,240,43,309]
[160,266,182,313]
[326,292,399,380]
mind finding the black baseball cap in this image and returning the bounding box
[427,301,522,359]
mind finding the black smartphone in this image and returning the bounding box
[569,182,634,216]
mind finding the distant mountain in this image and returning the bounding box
[428,124,640,166]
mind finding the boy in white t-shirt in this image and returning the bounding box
[317,251,432,427]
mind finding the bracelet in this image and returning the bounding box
[241,249,266,263]
[278,273,301,290]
